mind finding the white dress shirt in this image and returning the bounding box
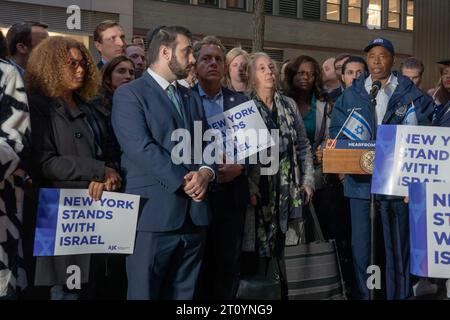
[365,73,398,125]
[146,68,215,180]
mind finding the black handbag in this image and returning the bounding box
[237,202,283,300]
[284,202,347,300]
[235,256,282,300]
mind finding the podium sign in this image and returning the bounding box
[323,140,375,175]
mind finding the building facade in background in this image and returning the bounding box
[413,0,450,90]
[133,0,414,66]
[2,0,446,90]
[0,0,133,62]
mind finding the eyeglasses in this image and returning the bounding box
[67,57,88,70]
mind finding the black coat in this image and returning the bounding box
[28,92,119,286]
[28,93,120,189]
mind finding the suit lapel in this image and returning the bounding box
[222,89,236,112]
[143,73,185,128]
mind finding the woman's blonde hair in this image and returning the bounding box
[223,47,249,90]
[246,52,280,96]
[26,36,99,101]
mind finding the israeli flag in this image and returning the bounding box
[343,111,372,141]
[402,101,418,125]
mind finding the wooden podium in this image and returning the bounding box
[322,139,375,175]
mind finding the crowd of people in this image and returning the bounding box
[0,19,449,301]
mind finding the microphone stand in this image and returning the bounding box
[369,95,378,300]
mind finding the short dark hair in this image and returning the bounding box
[94,20,122,43]
[0,30,8,59]
[401,57,424,75]
[342,56,368,74]
[193,35,226,61]
[6,21,48,55]
[145,25,166,50]
[147,26,192,65]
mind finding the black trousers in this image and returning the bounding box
[196,181,247,300]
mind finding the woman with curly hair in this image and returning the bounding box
[26,36,122,300]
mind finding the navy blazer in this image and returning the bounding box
[330,72,435,200]
[112,72,213,232]
[192,84,250,207]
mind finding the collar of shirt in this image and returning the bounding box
[198,84,223,104]
[364,73,398,96]
[198,84,224,122]
[147,67,178,91]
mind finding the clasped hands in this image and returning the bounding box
[88,166,122,201]
[183,168,213,202]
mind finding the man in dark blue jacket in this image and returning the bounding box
[112,26,215,300]
[191,36,250,300]
[330,38,434,300]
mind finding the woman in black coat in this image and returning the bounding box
[26,36,121,299]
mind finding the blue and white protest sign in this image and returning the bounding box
[206,100,275,161]
[34,189,140,256]
[371,125,450,196]
[409,182,450,278]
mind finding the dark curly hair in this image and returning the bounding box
[26,36,100,101]
[285,55,325,101]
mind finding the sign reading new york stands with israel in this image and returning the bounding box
[409,182,450,278]
[371,125,450,197]
[34,189,140,256]
[206,100,275,161]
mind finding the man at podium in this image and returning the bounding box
[329,38,434,300]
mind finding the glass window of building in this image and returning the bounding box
[279,0,298,17]
[348,0,362,24]
[198,0,219,6]
[367,0,382,29]
[303,0,321,20]
[407,0,414,31]
[227,0,245,9]
[388,0,401,29]
[265,0,273,15]
[326,0,341,21]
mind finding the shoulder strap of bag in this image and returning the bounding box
[308,202,325,241]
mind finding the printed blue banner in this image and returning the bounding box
[34,189,140,256]
[371,125,450,196]
[409,183,450,278]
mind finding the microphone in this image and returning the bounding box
[370,81,382,99]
